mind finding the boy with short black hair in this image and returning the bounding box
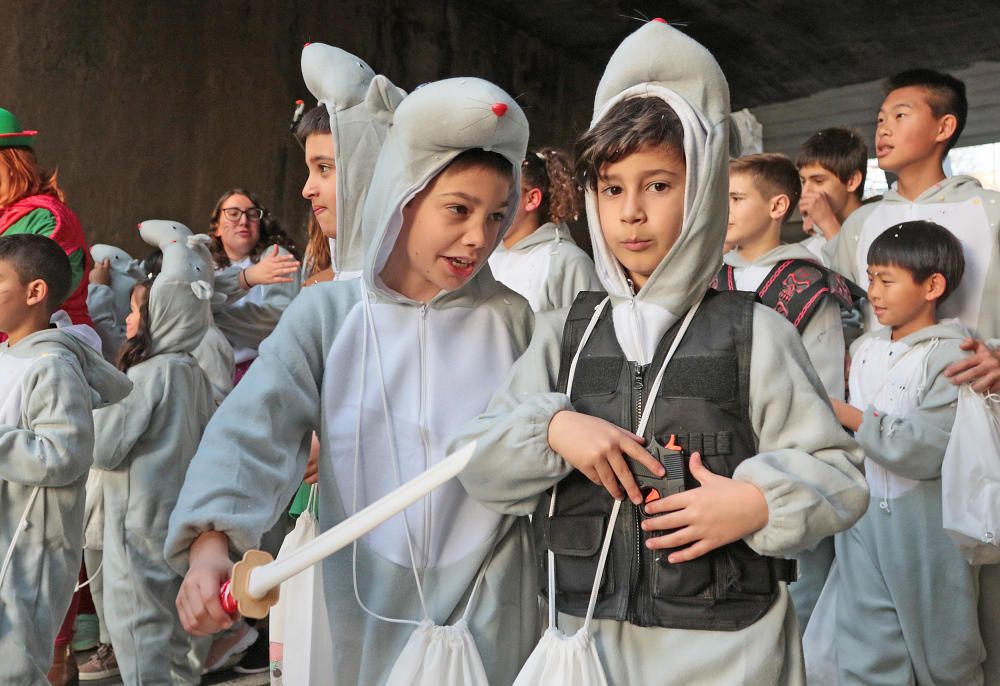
[0,233,131,685]
[452,21,867,685]
[831,220,983,685]
[796,127,867,264]
[831,70,1000,681]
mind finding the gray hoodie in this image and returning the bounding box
[167,77,536,685]
[724,242,846,400]
[450,20,868,686]
[831,175,1000,340]
[489,221,601,311]
[0,328,131,685]
[301,43,405,279]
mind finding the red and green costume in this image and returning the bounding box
[1,194,92,326]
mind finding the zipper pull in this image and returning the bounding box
[419,304,428,318]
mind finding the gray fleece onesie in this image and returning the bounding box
[0,328,131,685]
[830,170,1000,684]
[93,220,216,685]
[836,321,984,685]
[166,76,540,685]
[449,21,869,686]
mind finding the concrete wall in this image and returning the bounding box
[1,0,599,257]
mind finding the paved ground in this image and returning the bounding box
[79,647,269,685]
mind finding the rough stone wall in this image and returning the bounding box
[1,0,599,256]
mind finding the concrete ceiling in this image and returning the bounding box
[476,0,1000,109]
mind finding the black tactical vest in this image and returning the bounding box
[533,289,796,631]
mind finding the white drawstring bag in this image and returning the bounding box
[942,387,1000,565]
[801,559,840,685]
[269,485,333,685]
[351,290,493,686]
[513,296,702,686]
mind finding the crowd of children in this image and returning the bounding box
[1,18,999,686]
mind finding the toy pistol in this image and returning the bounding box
[628,433,687,506]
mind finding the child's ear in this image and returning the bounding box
[926,272,948,301]
[935,114,958,146]
[769,194,790,221]
[846,170,864,194]
[25,278,48,307]
[524,187,543,213]
[365,75,406,125]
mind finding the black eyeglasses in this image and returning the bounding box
[221,207,264,222]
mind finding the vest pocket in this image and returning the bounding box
[650,547,713,598]
[545,514,615,595]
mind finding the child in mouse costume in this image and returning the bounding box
[167,77,539,684]
[92,220,216,685]
[450,21,868,685]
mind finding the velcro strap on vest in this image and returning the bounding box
[771,558,798,583]
[668,431,733,457]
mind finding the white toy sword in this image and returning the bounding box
[220,441,477,618]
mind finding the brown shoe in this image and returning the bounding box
[47,643,79,686]
[79,643,119,681]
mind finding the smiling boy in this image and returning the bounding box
[451,21,867,685]
[166,77,538,685]
[831,220,982,685]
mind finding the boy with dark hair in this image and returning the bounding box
[0,233,131,685]
[452,22,867,685]
[830,70,1000,681]
[832,220,982,684]
[716,152,855,631]
[796,127,867,264]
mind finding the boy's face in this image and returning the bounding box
[875,86,953,173]
[302,133,338,239]
[726,172,775,250]
[866,263,942,329]
[596,145,686,290]
[383,164,510,302]
[798,163,857,217]
[0,259,37,335]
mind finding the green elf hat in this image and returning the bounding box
[0,108,38,148]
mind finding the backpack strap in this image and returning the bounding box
[709,264,737,292]
[756,259,862,334]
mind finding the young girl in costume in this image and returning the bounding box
[167,75,539,685]
[488,147,600,311]
[92,221,216,685]
[451,21,868,685]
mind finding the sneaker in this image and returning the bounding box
[72,614,100,652]
[233,627,269,674]
[79,643,119,681]
[202,622,258,674]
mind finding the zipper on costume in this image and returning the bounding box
[628,360,647,622]
[417,304,433,566]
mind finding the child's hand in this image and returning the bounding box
[244,245,301,287]
[89,258,112,286]
[547,410,662,505]
[832,399,863,431]
[176,531,236,636]
[642,452,768,562]
[799,191,841,239]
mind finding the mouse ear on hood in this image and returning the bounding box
[365,74,406,126]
